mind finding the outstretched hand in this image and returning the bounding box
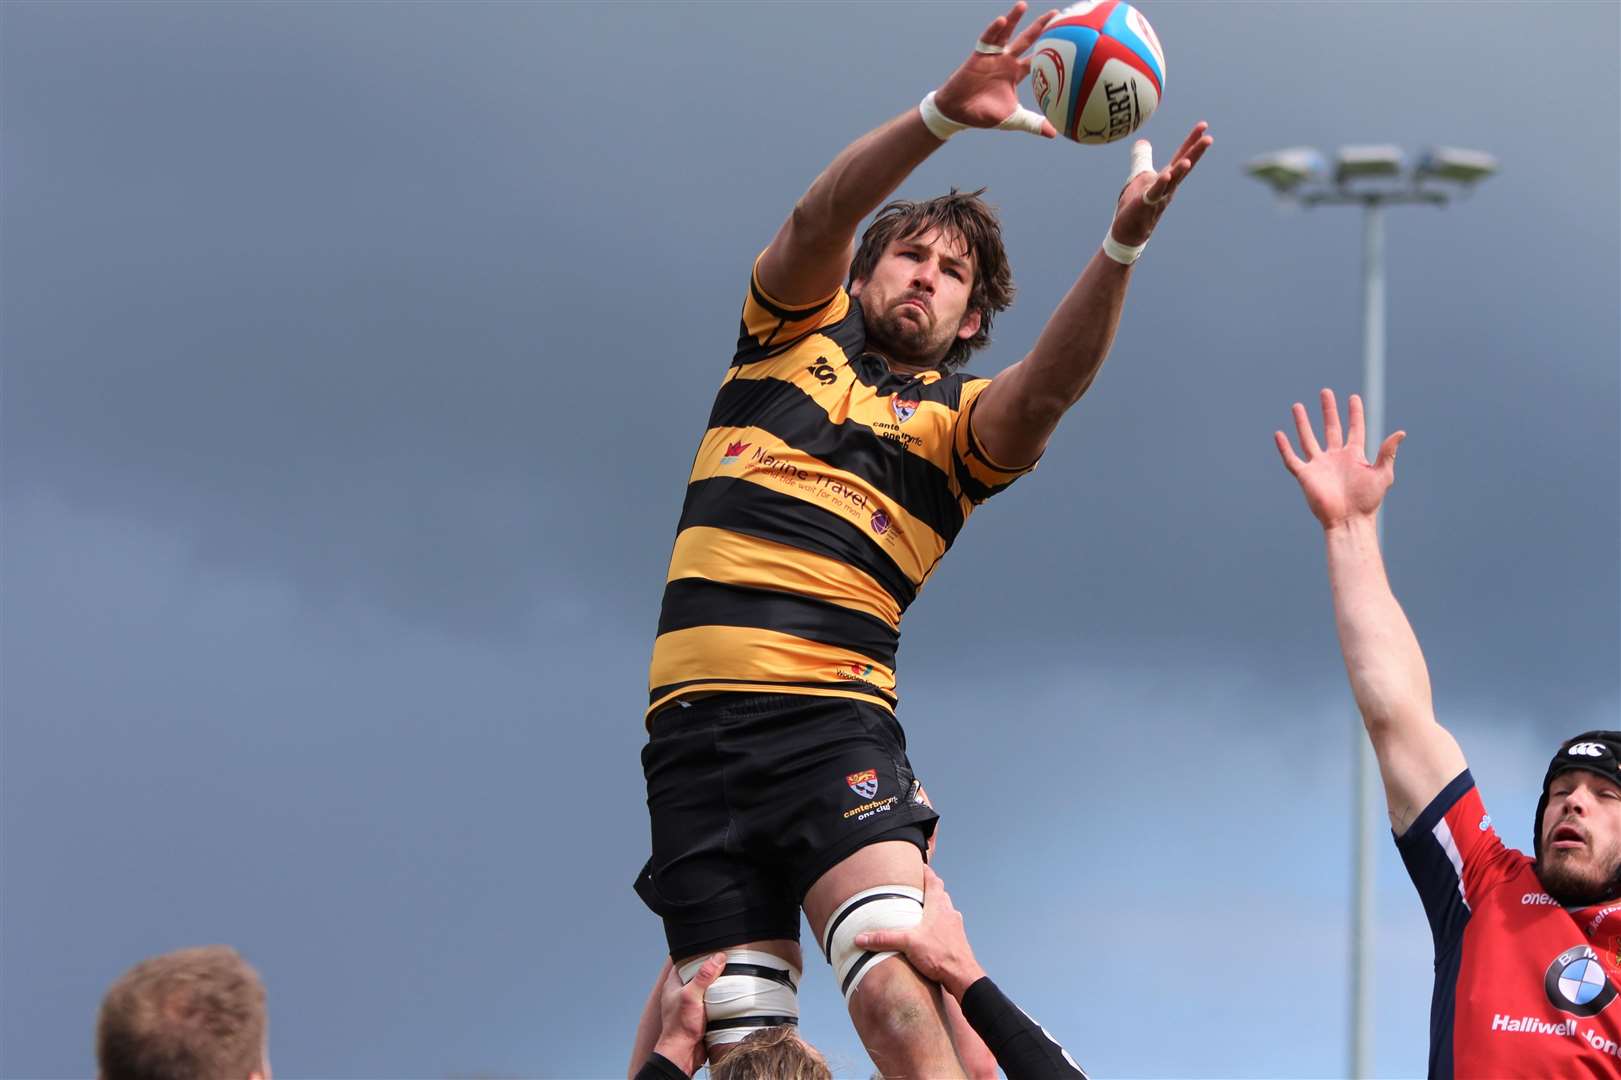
[1275,389,1406,529]
[933,2,1061,137]
[652,953,724,1074]
[853,867,986,1000]
[1110,121,1213,246]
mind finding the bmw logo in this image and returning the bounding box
[1545,945,1619,1017]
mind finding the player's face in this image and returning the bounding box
[1538,771,1621,905]
[851,229,982,371]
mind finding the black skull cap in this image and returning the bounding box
[1533,731,1621,859]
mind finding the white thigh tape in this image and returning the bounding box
[820,885,924,1001]
[678,949,801,1048]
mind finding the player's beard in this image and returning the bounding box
[864,297,957,370]
[1537,843,1621,907]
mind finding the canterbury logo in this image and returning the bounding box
[1569,743,1608,758]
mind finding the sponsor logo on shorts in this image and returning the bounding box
[721,440,750,464]
[1545,944,1619,1017]
[847,769,879,799]
[843,795,900,822]
[870,511,890,535]
[891,398,918,424]
[1524,892,1561,906]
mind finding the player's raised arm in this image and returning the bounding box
[755,2,1058,308]
[1276,390,1467,835]
[968,122,1212,468]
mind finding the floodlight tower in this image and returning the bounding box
[1245,144,1497,1080]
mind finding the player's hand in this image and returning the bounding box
[932,2,1061,138]
[853,867,987,1000]
[1109,121,1213,246]
[1275,389,1405,530]
[653,952,724,1074]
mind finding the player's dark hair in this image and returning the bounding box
[97,946,267,1080]
[848,188,1014,372]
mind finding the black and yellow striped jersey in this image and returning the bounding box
[646,259,1034,721]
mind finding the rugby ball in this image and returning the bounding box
[1028,1,1164,145]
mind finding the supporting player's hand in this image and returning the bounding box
[1275,389,1405,530]
[1109,121,1212,246]
[932,2,1061,137]
[653,953,724,1074]
[853,867,986,1000]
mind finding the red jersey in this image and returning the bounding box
[1398,770,1621,1078]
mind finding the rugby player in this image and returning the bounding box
[96,946,270,1080]
[1278,389,1621,1077]
[635,3,1210,1073]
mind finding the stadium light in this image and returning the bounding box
[1244,144,1496,1080]
[1333,144,1404,183]
[1416,146,1500,185]
[1244,147,1326,193]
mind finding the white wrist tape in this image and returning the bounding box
[919,91,1049,141]
[919,92,968,140]
[1101,232,1146,265]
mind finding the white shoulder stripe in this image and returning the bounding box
[1433,816,1471,910]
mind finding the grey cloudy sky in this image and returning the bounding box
[3,2,1616,1076]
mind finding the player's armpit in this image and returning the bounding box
[755,211,856,314]
[1368,713,1468,837]
[963,359,1062,473]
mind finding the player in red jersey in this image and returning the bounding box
[1278,389,1621,1079]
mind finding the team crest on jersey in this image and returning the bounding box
[891,398,919,424]
[847,769,879,799]
[1544,944,1619,1017]
[721,440,750,464]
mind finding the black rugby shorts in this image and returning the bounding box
[634,692,939,959]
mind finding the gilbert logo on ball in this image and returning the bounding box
[1029,0,1164,145]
